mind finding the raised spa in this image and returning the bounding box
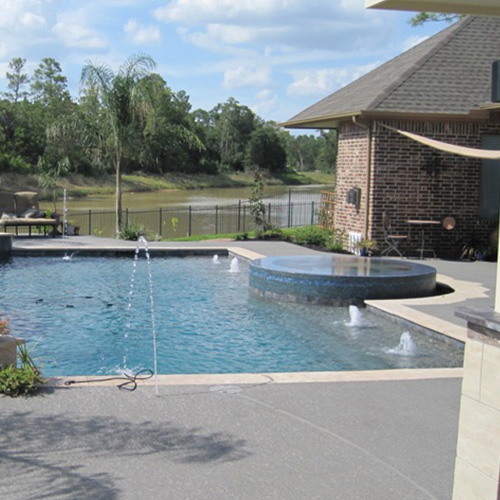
[249,254,437,305]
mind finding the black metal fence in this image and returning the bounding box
[67,186,333,239]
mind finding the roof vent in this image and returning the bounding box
[492,61,500,103]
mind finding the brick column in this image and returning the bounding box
[453,307,500,499]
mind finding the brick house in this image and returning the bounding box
[283,16,500,258]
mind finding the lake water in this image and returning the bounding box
[41,184,330,238]
[48,185,326,212]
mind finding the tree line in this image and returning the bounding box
[0,56,336,179]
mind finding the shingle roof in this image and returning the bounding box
[284,16,500,127]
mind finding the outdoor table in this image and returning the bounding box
[407,219,441,259]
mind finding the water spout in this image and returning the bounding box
[62,188,69,261]
[389,332,416,356]
[213,254,220,264]
[62,251,78,261]
[230,257,240,273]
[125,236,159,395]
[347,305,364,327]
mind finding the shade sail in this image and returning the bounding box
[382,124,500,160]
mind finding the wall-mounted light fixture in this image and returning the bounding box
[346,187,361,210]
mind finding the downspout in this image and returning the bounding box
[352,116,372,239]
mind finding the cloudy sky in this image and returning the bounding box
[0,0,446,125]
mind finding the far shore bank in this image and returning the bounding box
[0,171,334,201]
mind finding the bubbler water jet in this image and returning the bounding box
[126,236,159,396]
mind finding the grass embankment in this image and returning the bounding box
[1,171,334,199]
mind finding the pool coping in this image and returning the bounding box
[44,367,463,387]
[9,243,468,386]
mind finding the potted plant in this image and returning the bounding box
[354,238,378,257]
[65,220,80,236]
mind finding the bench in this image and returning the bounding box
[0,218,58,237]
[0,191,59,238]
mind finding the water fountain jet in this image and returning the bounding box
[389,332,416,356]
[124,236,159,395]
[230,257,240,273]
[347,305,364,327]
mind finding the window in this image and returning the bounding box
[479,134,500,219]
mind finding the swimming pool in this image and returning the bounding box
[0,256,463,376]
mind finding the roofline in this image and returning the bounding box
[280,111,362,129]
[366,0,500,17]
[281,109,491,130]
[366,16,472,110]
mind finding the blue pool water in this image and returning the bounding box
[0,256,463,376]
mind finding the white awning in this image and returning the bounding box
[381,124,500,160]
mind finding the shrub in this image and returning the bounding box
[325,229,345,252]
[118,221,148,241]
[0,345,44,397]
[261,228,284,240]
[290,226,333,247]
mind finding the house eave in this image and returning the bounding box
[365,0,500,16]
[281,109,491,130]
[280,112,361,130]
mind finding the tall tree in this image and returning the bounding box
[2,58,29,103]
[30,58,72,108]
[80,54,156,234]
[211,98,257,171]
[140,76,205,174]
[245,126,286,173]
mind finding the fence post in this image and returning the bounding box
[243,205,246,232]
[268,202,271,225]
[125,208,129,227]
[159,207,162,237]
[215,205,218,234]
[311,201,315,225]
[188,206,192,237]
[288,189,292,227]
[88,209,92,236]
[237,200,241,233]
[290,203,293,227]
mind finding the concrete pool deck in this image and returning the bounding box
[1,235,496,499]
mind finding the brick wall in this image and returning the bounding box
[334,118,500,258]
[334,124,369,240]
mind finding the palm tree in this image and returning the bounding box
[81,54,156,235]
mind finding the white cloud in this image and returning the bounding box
[52,8,108,50]
[124,19,161,45]
[403,35,429,51]
[0,43,8,60]
[53,22,109,50]
[155,0,388,54]
[252,89,279,116]
[20,12,46,29]
[0,1,46,29]
[155,0,302,24]
[287,63,378,97]
[223,66,271,89]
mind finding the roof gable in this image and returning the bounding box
[285,16,500,127]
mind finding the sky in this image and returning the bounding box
[0,0,448,128]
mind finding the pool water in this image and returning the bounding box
[0,257,463,376]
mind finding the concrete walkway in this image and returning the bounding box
[2,235,495,500]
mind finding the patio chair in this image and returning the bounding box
[381,211,408,257]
